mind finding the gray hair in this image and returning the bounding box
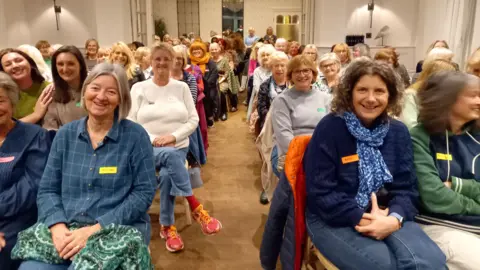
[0,72,19,108]
[81,63,131,120]
[353,43,371,58]
[275,38,287,46]
[258,44,276,66]
[424,48,454,66]
[318,52,341,67]
[418,71,480,134]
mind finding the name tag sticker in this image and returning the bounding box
[75,102,81,107]
[317,108,326,113]
[0,156,15,163]
[342,154,359,164]
[99,167,117,174]
[436,153,452,160]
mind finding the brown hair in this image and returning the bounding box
[331,57,403,117]
[0,48,45,84]
[426,40,449,54]
[286,55,318,84]
[411,59,456,91]
[35,40,50,50]
[418,71,479,134]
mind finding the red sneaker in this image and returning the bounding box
[160,225,184,252]
[192,204,223,235]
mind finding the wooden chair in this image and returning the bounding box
[302,236,338,270]
[148,160,192,225]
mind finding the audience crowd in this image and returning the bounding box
[0,25,480,270]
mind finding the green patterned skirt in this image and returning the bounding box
[11,223,153,270]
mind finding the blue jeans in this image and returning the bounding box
[306,210,447,270]
[19,260,72,270]
[153,147,192,225]
[271,145,281,178]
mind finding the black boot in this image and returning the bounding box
[260,190,269,205]
[220,114,227,121]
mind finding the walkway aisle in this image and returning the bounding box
[149,97,269,269]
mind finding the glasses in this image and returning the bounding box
[321,63,336,69]
[293,69,312,76]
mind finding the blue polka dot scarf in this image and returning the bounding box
[344,112,393,208]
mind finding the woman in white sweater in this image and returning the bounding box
[129,43,222,253]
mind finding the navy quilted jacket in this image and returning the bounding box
[260,173,296,270]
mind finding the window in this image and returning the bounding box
[222,0,244,32]
[131,0,147,43]
[177,0,200,37]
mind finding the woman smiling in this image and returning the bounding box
[0,48,52,124]
[17,63,156,269]
[43,46,88,130]
[108,42,145,88]
[304,58,446,269]
[271,55,330,177]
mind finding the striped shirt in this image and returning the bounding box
[37,117,156,244]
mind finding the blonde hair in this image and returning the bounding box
[134,47,151,63]
[173,45,189,69]
[109,42,136,80]
[466,49,480,74]
[332,43,352,64]
[424,48,454,66]
[426,40,449,55]
[269,51,289,65]
[250,42,264,61]
[151,42,175,59]
[411,59,457,91]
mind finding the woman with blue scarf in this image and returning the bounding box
[304,58,446,269]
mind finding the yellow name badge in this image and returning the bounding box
[342,154,359,164]
[436,153,452,161]
[99,167,118,174]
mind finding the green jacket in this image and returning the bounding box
[411,124,480,231]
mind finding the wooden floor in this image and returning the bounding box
[148,95,269,270]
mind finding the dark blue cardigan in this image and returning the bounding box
[0,120,51,268]
[304,113,419,227]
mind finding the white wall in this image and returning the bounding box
[0,0,132,48]
[25,0,97,47]
[244,0,301,40]
[199,0,222,41]
[2,0,31,47]
[470,1,480,52]
[153,0,178,37]
[314,0,418,47]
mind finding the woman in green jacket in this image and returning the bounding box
[411,71,480,269]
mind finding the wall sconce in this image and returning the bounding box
[53,0,61,30]
[368,0,375,11]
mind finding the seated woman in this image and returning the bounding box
[410,71,480,269]
[313,52,341,95]
[271,55,331,178]
[17,63,156,269]
[0,72,51,270]
[0,48,53,124]
[134,46,153,80]
[43,46,88,130]
[401,59,456,129]
[246,44,275,121]
[129,43,221,253]
[108,42,145,88]
[304,58,446,270]
[257,51,288,133]
[331,43,352,68]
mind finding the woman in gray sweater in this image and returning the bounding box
[271,55,331,177]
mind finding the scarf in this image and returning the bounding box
[269,78,286,101]
[189,42,210,74]
[343,112,392,208]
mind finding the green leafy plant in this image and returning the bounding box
[154,18,167,38]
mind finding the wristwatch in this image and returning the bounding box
[389,212,404,227]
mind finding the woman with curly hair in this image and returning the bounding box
[304,58,446,269]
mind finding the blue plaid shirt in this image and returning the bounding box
[37,117,156,244]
